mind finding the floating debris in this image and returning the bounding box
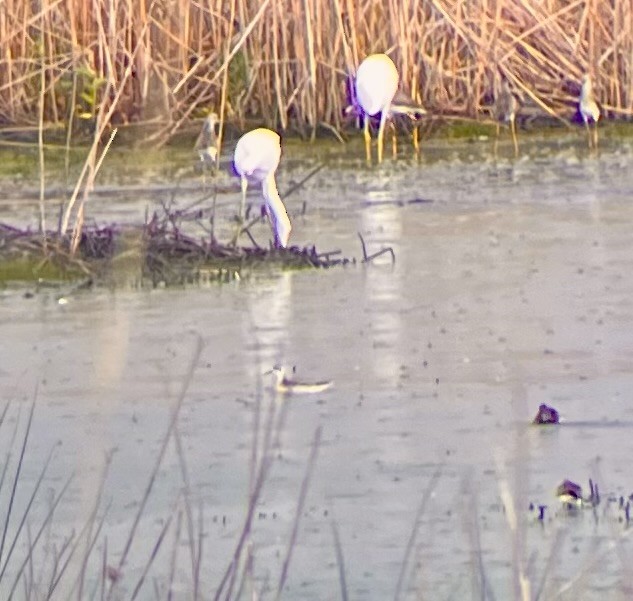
[588,478,600,505]
[533,403,560,425]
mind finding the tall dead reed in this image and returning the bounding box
[0,0,632,144]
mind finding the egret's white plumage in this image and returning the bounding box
[356,54,399,117]
[579,75,600,149]
[233,128,291,248]
[354,53,426,163]
[355,54,398,164]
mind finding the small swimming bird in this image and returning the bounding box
[233,128,291,248]
[194,112,219,165]
[579,75,600,149]
[532,403,560,425]
[355,53,426,164]
[495,77,519,156]
[556,479,584,507]
[266,366,333,394]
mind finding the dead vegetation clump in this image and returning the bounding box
[0,203,353,286]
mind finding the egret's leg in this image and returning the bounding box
[413,125,420,156]
[390,122,397,159]
[363,117,371,164]
[584,121,592,149]
[377,111,388,164]
[230,175,248,246]
[240,176,248,221]
[510,117,519,157]
[593,122,599,150]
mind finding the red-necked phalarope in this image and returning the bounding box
[266,366,333,394]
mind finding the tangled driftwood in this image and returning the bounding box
[0,202,354,286]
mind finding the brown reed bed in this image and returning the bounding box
[1,0,632,153]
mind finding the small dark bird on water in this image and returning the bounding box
[533,403,560,425]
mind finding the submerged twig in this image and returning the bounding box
[107,337,203,600]
[357,232,396,264]
[7,474,74,600]
[214,386,279,601]
[0,441,58,583]
[331,520,348,601]
[393,467,443,601]
[0,392,37,570]
[129,512,174,600]
[275,426,323,599]
[281,163,325,201]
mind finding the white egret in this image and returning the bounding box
[194,112,219,165]
[266,366,334,394]
[579,75,600,149]
[233,128,291,248]
[355,53,426,164]
[495,77,519,156]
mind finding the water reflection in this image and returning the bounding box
[246,271,293,376]
[361,196,403,383]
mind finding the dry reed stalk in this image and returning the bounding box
[129,511,173,600]
[60,0,156,243]
[6,475,73,600]
[37,37,46,236]
[67,127,117,254]
[0,395,36,571]
[2,0,633,147]
[0,442,59,583]
[172,423,202,600]
[106,336,203,601]
[330,520,349,601]
[274,426,322,600]
[217,0,238,163]
[393,467,442,601]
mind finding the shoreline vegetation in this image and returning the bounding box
[1,0,633,283]
[0,0,631,143]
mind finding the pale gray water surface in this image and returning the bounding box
[1,134,633,599]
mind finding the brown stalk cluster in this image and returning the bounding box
[0,0,631,140]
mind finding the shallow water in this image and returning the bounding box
[1,133,633,599]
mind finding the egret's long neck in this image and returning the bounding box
[262,173,291,248]
[272,369,285,388]
[581,79,593,102]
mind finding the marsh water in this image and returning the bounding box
[1,131,633,599]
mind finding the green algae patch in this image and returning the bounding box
[0,256,85,284]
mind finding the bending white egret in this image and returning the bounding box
[355,53,426,164]
[233,128,291,248]
[495,77,519,157]
[579,75,600,149]
[194,112,219,165]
